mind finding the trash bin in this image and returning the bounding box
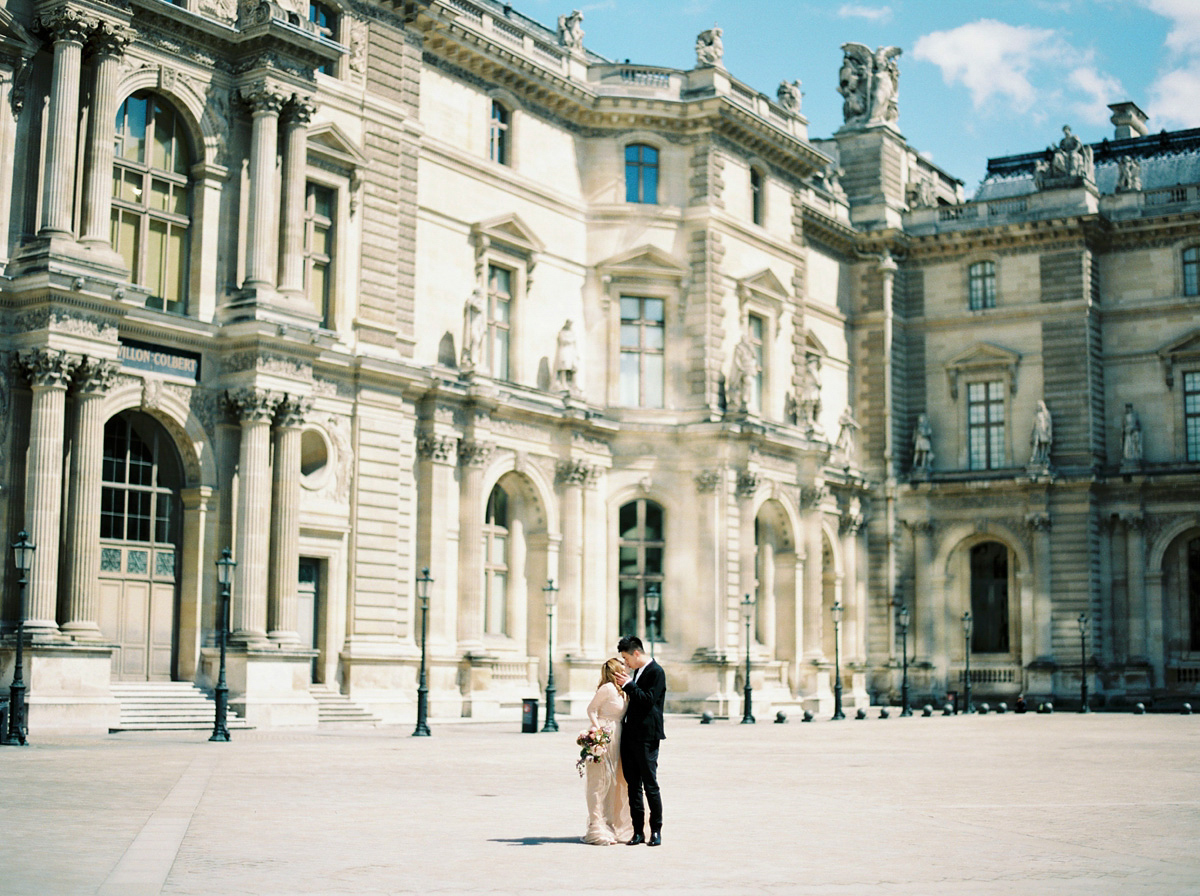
[521,697,539,732]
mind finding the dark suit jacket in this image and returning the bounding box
[622,659,666,745]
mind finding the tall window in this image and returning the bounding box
[625,143,658,204]
[101,415,179,547]
[970,542,1010,653]
[967,380,1005,470]
[968,261,996,310]
[486,264,513,380]
[1185,247,1200,297]
[304,183,335,326]
[620,296,664,408]
[310,2,338,74]
[483,485,509,636]
[112,92,192,314]
[747,313,765,412]
[1186,371,1200,462]
[618,499,664,641]
[750,167,764,225]
[489,101,510,165]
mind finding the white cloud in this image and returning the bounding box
[1147,65,1200,128]
[837,4,892,23]
[1142,0,1200,55]
[1067,66,1125,124]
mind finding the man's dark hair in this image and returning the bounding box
[617,635,644,654]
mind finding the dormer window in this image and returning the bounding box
[625,143,659,204]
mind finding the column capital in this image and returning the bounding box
[35,7,97,45]
[417,433,457,464]
[459,440,495,467]
[87,21,133,58]
[281,94,317,125]
[274,393,312,429]
[556,458,595,487]
[238,82,288,116]
[225,387,280,423]
[1024,511,1052,533]
[735,469,760,498]
[694,469,722,493]
[72,356,120,395]
[15,348,79,388]
[800,484,828,510]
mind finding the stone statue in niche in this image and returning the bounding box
[695,25,723,67]
[838,43,901,126]
[911,412,933,473]
[906,177,935,209]
[1121,402,1143,464]
[461,289,486,372]
[777,79,802,113]
[836,408,860,460]
[726,334,758,413]
[797,355,823,434]
[557,9,584,50]
[1116,155,1142,193]
[1029,400,1053,467]
[1035,125,1094,187]
[553,318,581,395]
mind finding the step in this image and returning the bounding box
[109,681,252,732]
[309,684,381,726]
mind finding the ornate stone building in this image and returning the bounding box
[0,0,1196,732]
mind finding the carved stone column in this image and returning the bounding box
[416,432,459,647]
[227,388,278,644]
[555,460,590,656]
[268,395,310,644]
[455,439,493,652]
[62,357,119,638]
[240,85,285,290]
[908,521,935,664]
[736,471,759,637]
[1125,514,1147,663]
[1027,511,1053,661]
[80,23,131,249]
[693,470,724,656]
[801,488,826,662]
[17,349,79,632]
[278,96,315,301]
[839,505,864,662]
[36,8,94,238]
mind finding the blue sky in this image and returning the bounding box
[520,0,1200,191]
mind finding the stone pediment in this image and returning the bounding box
[472,213,545,256]
[944,342,1021,399]
[596,244,687,281]
[739,268,788,298]
[307,122,367,169]
[1158,329,1200,388]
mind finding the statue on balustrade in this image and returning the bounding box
[558,9,584,50]
[838,43,901,127]
[695,25,723,67]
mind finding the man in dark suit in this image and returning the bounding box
[615,635,665,847]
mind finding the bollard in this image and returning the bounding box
[1133,702,1146,715]
[802,710,814,722]
[856,707,867,720]
[978,702,989,715]
[922,704,933,717]
[996,702,1007,714]
[1181,703,1192,716]
[774,710,788,724]
[942,704,953,716]
[879,707,890,719]
[700,711,714,724]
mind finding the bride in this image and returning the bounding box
[582,658,635,845]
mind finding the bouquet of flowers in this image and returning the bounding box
[575,724,613,776]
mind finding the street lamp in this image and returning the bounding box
[413,567,433,737]
[1078,613,1090,714]
[644,584,661,658]
[741,593,755,725]
[961,611,973,715]
[542,579,558,732]
[898,604,912,717]
[3,531,35,746]
[210,547,235,743]
[831,601,845,720]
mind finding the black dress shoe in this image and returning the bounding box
[648,832,662,847]
[626,833,645,846]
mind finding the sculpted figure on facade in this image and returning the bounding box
[1121,402,1143,463]
[777,79,802,113]
[906,177,935,209]
[1029,400,1053,466]
[557,10,584,50]
[797,354,823,433]
[836,408,860,461]
[726,334,758,413]
[694,26,723,68]
[553,318,581,395]
[911,412,934,473]
[461,289,486,372]
[838,43,901,126]
[1035,125,1094,187]
[1116,155,1142,193]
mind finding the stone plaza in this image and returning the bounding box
[0,711,1197,895]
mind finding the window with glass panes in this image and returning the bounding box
[620,296,664,408]
[309,1,337,74]
[490,101,510,165]
[748,313,765,412]
[618,499,664,641]
[751,167,764,225]
[1186,371,1200,461]
[486,264,513,380]
[1185,247,1200,297]
[970,541,1010,653]
[625,143,658,204]
[101,415,177,546]
[968,261,996,310]
[304,183,334,326]
[111,92,191,314]
[967,380,1005,469]
[483,485,509,636]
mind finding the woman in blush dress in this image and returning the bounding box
[581,658,634,845]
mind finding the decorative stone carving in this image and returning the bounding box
[557,9,584,50]
[694,25,723,68]
[1029,400,1053,467]
[726,334,758,414]
[736,470,760,498]
[906,177,935,209]
[553,319,580,395]
[1116,156,1141,193]
[1034,125,1095,188]
[348,18,368,76]
[840,500,865,535]
[1121,403,1143,464]
[911,412,933,473]
[694,469,722,493]
[225,387,280,423]
[838,43,901,126]
[88,21,132,59]
[35,7,96,45]
[282,94,316,125]
[275,394,312,428]
[556,458,594,487]
[461,289,485,372]
[458,440,495,467]
[15,348,79,387]
[417,433,457,464]
[836,408,860,461]
[1024,512,1052,533]
[141,377,164,410]
[777,79,802,113]
[796,354,823,434]
[238,83,287,116]
[800,485,828,510]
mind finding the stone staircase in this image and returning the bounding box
[109,681,252,732]
[310,683,382,727]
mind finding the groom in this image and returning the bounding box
[615,635,666,847]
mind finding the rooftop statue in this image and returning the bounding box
[695,25,724,68]
[777,79,802,114]
[557,9,584,50]
[1035,125,1095,188]
[1116,155,1142,193]
[838,43,901,127]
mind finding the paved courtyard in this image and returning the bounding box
[0,710,1197,895]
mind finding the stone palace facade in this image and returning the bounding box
[1,0,1198,731]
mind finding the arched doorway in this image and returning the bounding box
[1163,528,1200,688]
[970,541,1011,654]
[96,411,183,680]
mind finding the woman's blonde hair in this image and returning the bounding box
[599,657,625,688]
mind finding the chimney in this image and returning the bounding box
[1109,101,1149,139]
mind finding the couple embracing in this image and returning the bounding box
[581,635,665,847]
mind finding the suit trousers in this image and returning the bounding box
[621,737,662,834]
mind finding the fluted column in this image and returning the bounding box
[240,85,285,289]
[268,395,310,644]
[840,511,863,663]
[80,23,131,248]
[1125,514,1147,662]
[416,432,460,647]
[227,388,278,644]
[278,96,315,299]
[693,470,724,654]
[17,350,79,632]
[909,521,935,663]
[62,357,119,638]
[555,460,589,655]
[801,489,826,661]
[1027,512,1053,660]
[457,440,493,651]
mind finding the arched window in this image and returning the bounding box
[310,1,338,75]
[111,92,192,315]
[489,100,510,165]
[1184,246,1200,297]
[968,261,996,310]
[969,542,1010,653]
[618,499,664,642]
[101,413,181,548]
[625,143,658,204]
[750,166,765,225]
[483,485,509,636]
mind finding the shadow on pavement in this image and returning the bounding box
[489,836,586,846]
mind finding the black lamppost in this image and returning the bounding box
[831,601,845,720]
[645,584,660,659]
[1078,613,1090,714]
[3,531,35,746]
[210,547,235,743]
[413,567,432,736]
[962,611,973,715]
[898,604,912,717]
[740,593,755,725]
[542,578,558,732]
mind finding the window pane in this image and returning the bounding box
[491,534,507,564]
[643,502,663,541]
[625,160,640,203]
[101,487,124,540]
[118,96,147,162]
[146,220,167,295]
[164,225,186,311]
[155,493,173,543]
[620,297,640,321]
[643,322,664,350]
[489,265,511,295]
[644,547,663,575]
[495,329,510,380]
[643,354,664,408]
[620,353,640,406]
[619,502,638,539]
[644,298,664,322]
[310,262,329,318]
[121,171,142,203]
[152,100,174,170]
[114,210,140,274]
[619,579,639,636]
[643,163,658,204]
[619,546,639,575]
[1185,248,1199,297]
[620,324,641,348]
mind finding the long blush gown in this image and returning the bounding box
[581,682,634,845]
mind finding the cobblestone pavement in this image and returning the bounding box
[0,711,1198,895]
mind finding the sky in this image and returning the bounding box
[519,0,1200,192]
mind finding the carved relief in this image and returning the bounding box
[275,394,312,428]
[556,458,594,487]
[459,440,495,467]
[324,415,353,502]
[736,470,760,498]
[417,433,457,464]
[776,79,802,113]
[694,469,722,493]
[838,43,901,126]
[348,19,369,77]
[15,348,79,387]
[73,357,120,395]
[225,387,280,423]
[88,22,132,59]
[800,485,828,510]
[694,26,723,67]
[1024,512,1052,533]
[35,8,97,45]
